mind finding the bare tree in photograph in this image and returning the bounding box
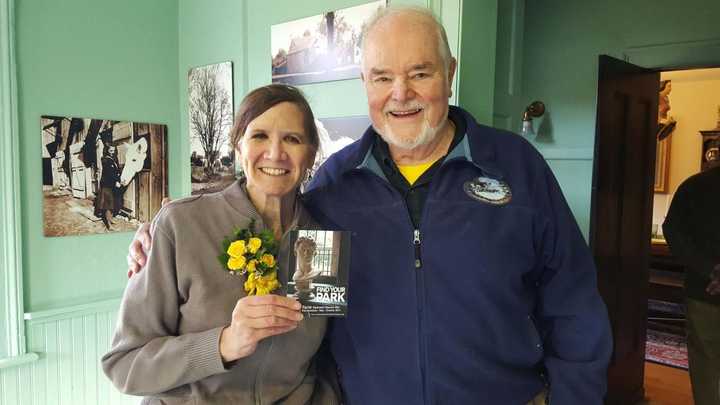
[189,64,233,177]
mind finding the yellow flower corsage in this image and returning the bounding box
[218,219,280,296]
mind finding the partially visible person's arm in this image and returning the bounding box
[533,164,613,405]
[707,264,720,295]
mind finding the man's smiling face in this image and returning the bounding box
[361,12,456,150]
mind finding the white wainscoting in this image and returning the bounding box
[0,299,138,405]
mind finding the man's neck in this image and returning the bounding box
[388,119,456,166]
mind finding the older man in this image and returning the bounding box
[129,6,611,404]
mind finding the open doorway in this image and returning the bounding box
[645,67,720,403]
[591,58,720,404]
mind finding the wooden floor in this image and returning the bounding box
[639,362,694,405]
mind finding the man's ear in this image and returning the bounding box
[447,57,457,97]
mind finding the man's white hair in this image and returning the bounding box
[360,5,453,70]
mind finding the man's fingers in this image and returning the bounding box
[161,197,171,207]
[126,253,141,277]
[128,240,147,268]
[138,223,152,252]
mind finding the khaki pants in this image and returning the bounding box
[686,298,720,405]
[526,390,547,405]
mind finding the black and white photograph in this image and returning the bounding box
[41,116,168,237]
[286,230,350,316]
[189,61,236,195]
[313,115,369,173]
[271,1,385,85]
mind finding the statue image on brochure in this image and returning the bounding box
[286,230,350,316]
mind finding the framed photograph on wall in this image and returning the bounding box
[314,115,370,172]
[188,61,235,195]
[271,1,385,85]
[41,116,168,237]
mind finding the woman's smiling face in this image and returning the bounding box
[238,102,316,200]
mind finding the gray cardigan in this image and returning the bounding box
[102,181,338,405]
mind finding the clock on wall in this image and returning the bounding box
[699,106,720,171]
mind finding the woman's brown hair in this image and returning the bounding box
[229,84,319,150]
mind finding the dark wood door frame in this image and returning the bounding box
[591,55,659,405]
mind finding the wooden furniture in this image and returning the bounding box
[648,241,686,335]
[699,128,720,172]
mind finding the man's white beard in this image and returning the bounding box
[377,116,441,150]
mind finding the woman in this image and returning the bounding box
[102,85,338,404]
[95,144,122,231]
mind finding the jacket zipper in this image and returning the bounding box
[414,228,428,405]
[355,167,430,404]
[413,229,422,268]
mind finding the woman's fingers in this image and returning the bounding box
[245,315,299,330]
[221,296,303,362]
[245,294,302,310]
[251,324,299,341]
[230,295,303,331]
[235,295,303,323]
[241,304,303,322]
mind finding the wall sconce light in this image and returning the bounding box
[521,101,546,139]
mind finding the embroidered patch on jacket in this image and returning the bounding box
[463,176,512,205]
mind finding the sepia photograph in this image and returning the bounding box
[41,116,168,237]
[188,61,236,195]
[271,1,385,85]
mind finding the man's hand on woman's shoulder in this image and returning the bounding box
[126,197,171,278]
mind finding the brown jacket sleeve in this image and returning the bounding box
[101,213,228,395]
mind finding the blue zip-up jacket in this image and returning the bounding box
[303,106,612,404]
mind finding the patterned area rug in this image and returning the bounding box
[645,329,688,370]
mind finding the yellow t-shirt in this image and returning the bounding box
[397,159,439,185]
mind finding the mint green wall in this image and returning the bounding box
[178,0,246,195]
[523,0,720,149]
[246,0,382,120]
[177,0,467,192]
[494,0,720,237]
[16,0,180,312]
[456,0,497,125]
